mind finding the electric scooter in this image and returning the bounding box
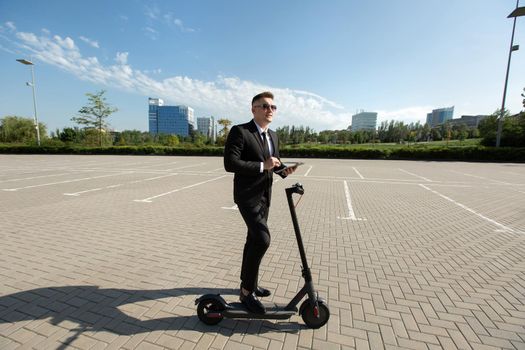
[195,183,330,329]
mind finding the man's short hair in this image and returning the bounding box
[252,91,274,105]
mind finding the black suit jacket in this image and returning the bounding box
[224,119,285,207]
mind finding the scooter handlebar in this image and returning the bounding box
[286,183,304,196]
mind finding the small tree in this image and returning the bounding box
[217,118,232,136]
[71,90,118,147]
[217,118,232,145]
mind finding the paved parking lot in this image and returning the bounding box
[1,154,524,350]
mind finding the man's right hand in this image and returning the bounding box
[264,157,281,170]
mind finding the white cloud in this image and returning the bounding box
[143,68,162,74]
[143,27,158,40]
[144,5,159,20]
[5,21,16,31]
[173,18,195,33]
[376,106,432,125]
[158,11,196,33]
[6,27,435,131]
[79,36,99,48]
[115,52,128,65]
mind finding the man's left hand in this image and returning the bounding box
[282,165,297,176]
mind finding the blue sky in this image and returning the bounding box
[1,0,524,134]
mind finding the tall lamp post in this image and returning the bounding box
[16,58,41,146]
[496,0,525,147]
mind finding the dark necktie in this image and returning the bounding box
[261,132,270,159]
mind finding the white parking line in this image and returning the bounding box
[0,172,72,183]
[399,168,432,182]
[64,173,178,196]
[221,204,238,210]
[304,166,313,177]
[134,175,228,203]
[338,180,365,221]
[419,184,522,234]
[165,163,207,171]
[2,172,133,191]
[130,160,179,169]
[352,167,364,179]
[451,171,514,185]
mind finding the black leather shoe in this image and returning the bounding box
[240,292,266,314]
[255,286,271,297]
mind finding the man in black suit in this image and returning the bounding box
[224,91,297,314]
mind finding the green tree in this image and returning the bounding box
[431,128,441,141]
[216,118,232,145]
[477,109,524,146]
[0,116,46,143]
[116,130,148,145]
[455,123,469,143]
[58,127,83,143]
[276,125,290,144]
[522,87,525,109]
[166,135,180,146]
[422,123,431,142]
[318,130,333,144]
[71,90,118,147]
[217,118,232,136]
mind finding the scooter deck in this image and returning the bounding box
[223,302,297,320]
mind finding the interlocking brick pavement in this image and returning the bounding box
[0,155,524,349]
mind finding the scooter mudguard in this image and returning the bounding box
[195,294,228,308]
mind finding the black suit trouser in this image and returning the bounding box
[238,195,271,292]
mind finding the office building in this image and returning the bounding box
[351,111,377,131]
[197,116,218,142]
[148,98,195,137]
[426,107,454,127]
[448,115,488,128]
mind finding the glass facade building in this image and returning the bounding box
[149,98,195,136]
[351,112,377,131]
[426,107,454,127]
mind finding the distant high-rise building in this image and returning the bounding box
[197,116,218,142]
[148,98,164,135]
[426,107,454,127]
[351,111,377,131]
[148,98,195,136]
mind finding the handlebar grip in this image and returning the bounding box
[286,183,304,195]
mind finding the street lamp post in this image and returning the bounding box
[496,0,525,147]
[16,58,41,146]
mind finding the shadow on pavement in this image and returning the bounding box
[0,285,302,349]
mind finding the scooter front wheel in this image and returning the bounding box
[197,299,224,325]
[300,299,330,329]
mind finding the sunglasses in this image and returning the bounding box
[254,104,277,111]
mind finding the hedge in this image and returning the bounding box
[1,144,524,162]
[0,145,224,156]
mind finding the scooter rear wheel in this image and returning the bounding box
[197,299,224,325]
[300,299,330,329]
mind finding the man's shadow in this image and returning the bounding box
[0,285,302,349]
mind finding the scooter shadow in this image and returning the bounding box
[0,285,303,349]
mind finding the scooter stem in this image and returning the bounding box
[286,183,312,284]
